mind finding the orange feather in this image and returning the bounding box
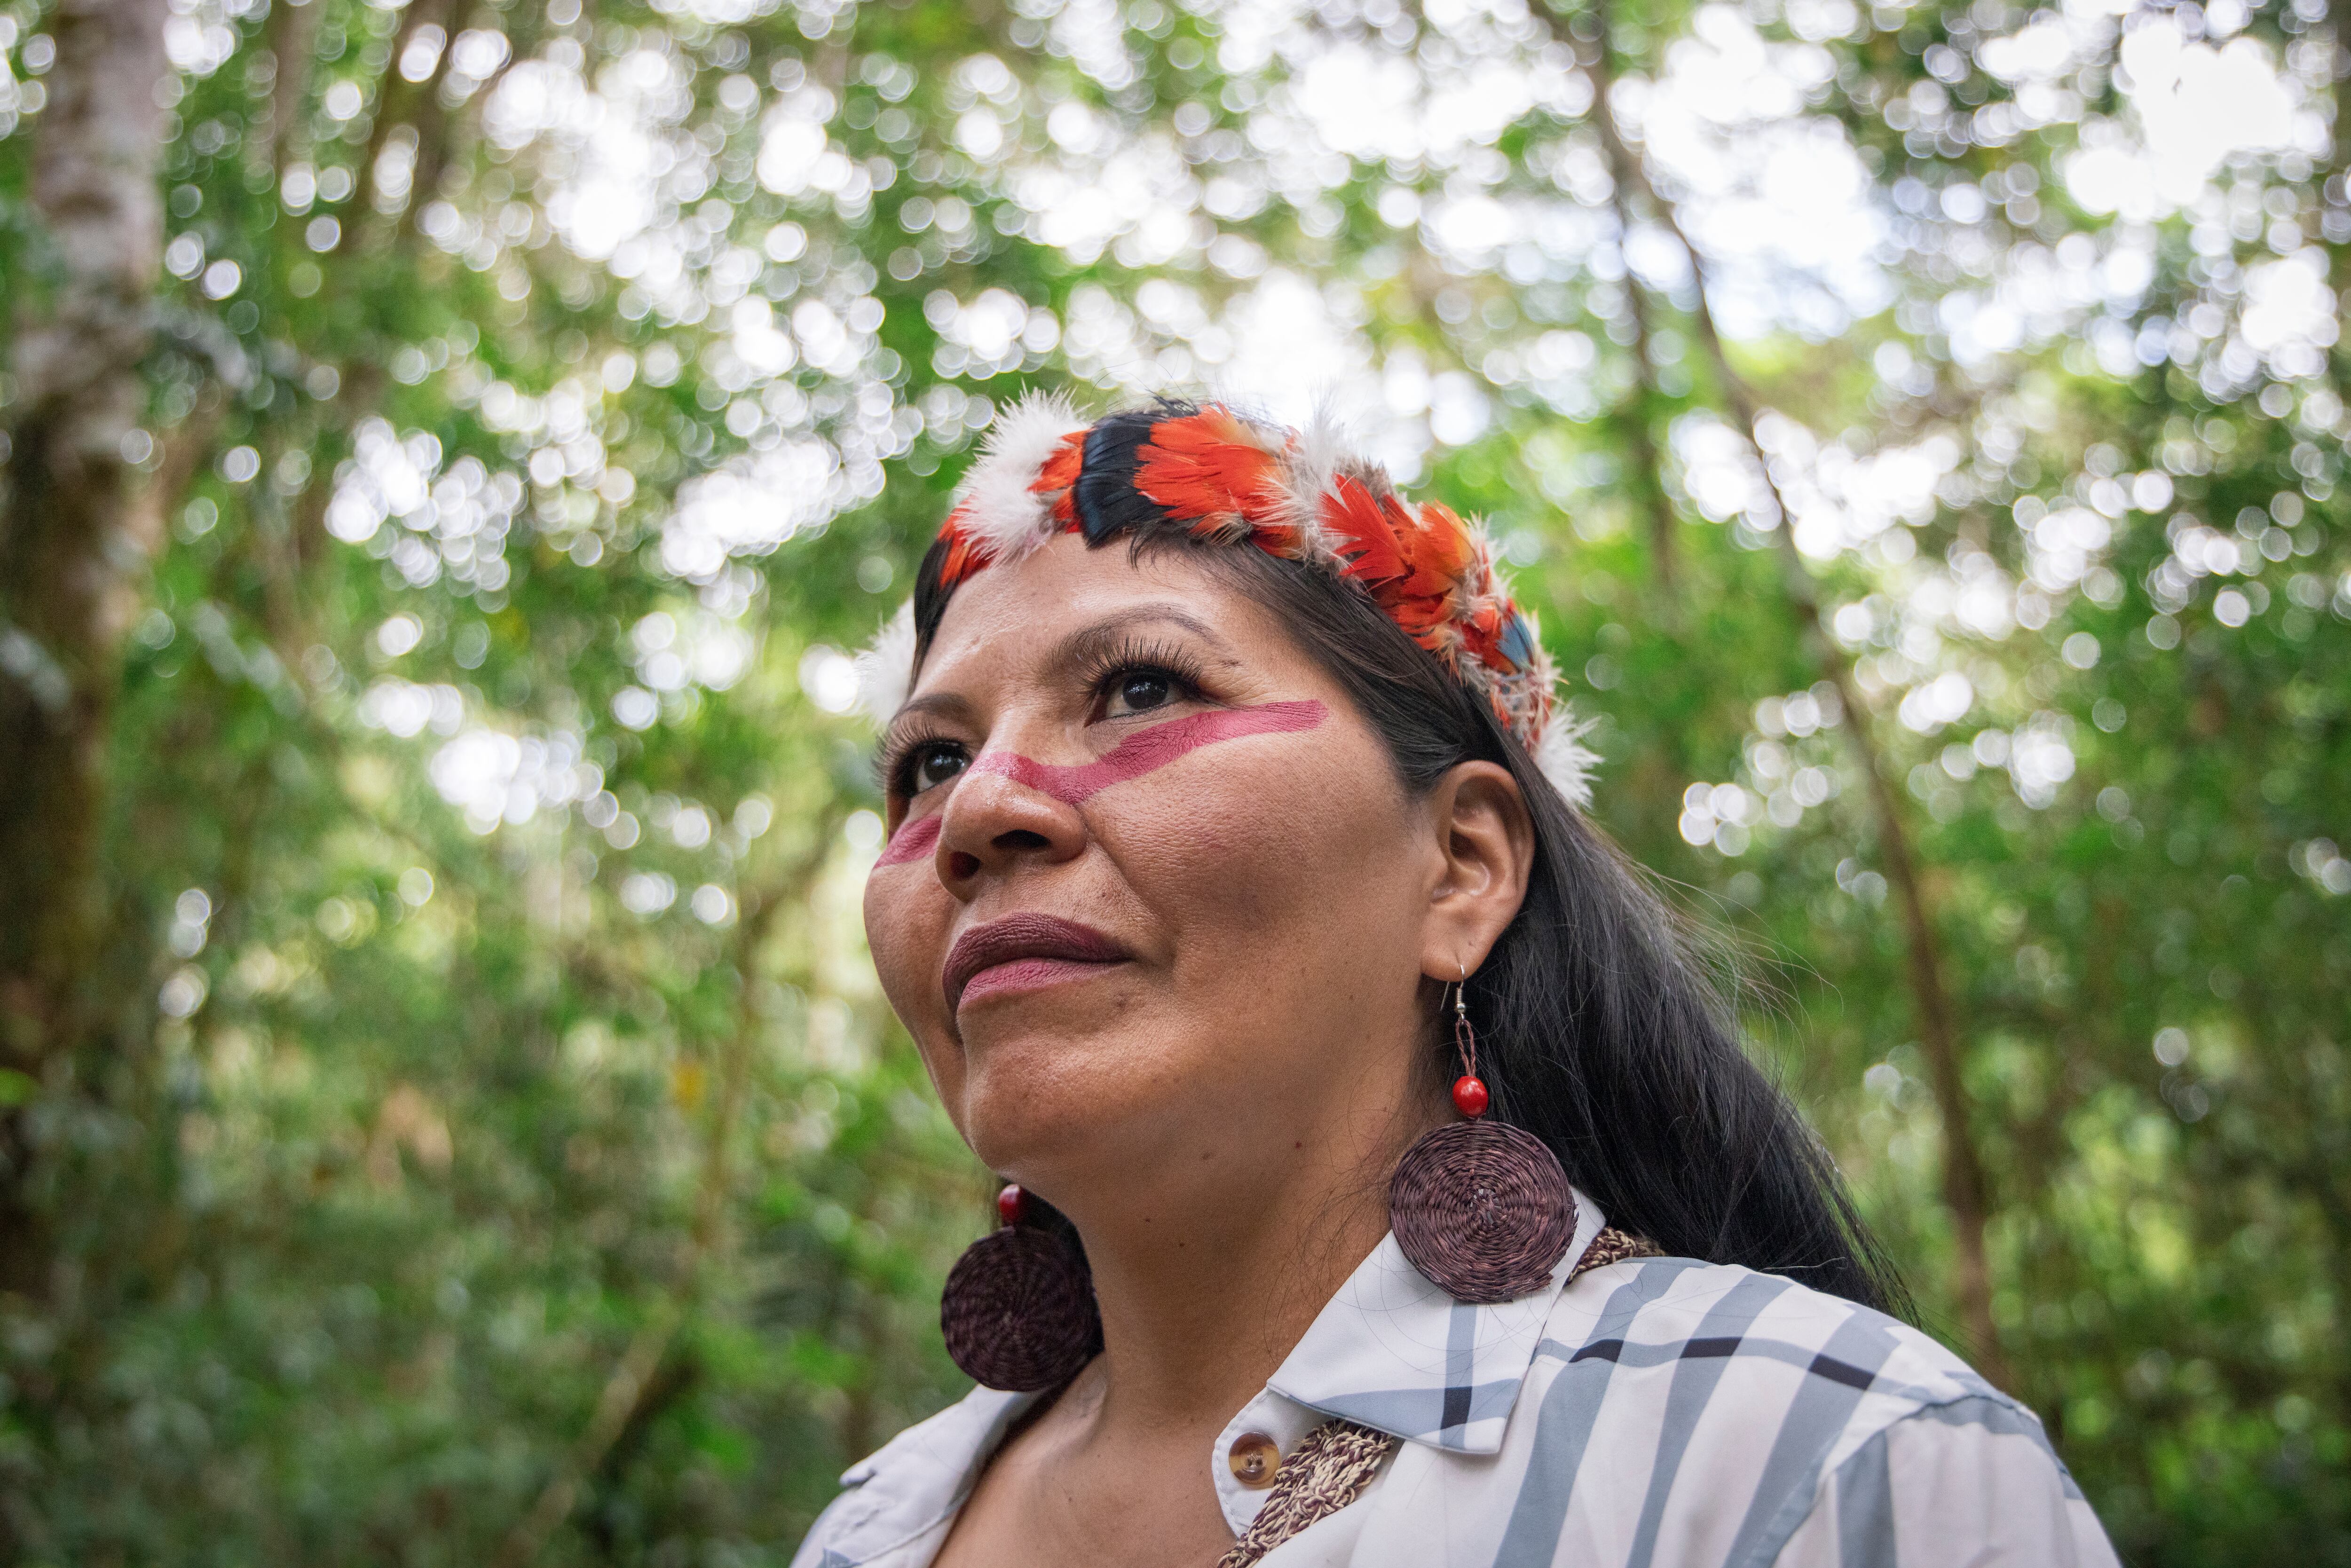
[936,505,988,586]
[1323,483,1477,651]
[1322,475,1408,586]
[1032,431,1085,529]
[1133,409,1288,546]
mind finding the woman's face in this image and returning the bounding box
[862,534,1514,1224]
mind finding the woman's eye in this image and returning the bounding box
[1105,670,1176,717]
[908,743,968,794]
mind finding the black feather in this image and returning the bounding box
[1072,401,1191,545]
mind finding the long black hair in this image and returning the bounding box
[910,405,1909,1316]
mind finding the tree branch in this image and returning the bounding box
[1577,0,2010,1388]
[338,0,459,255]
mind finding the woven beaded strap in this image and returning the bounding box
[1215,1228,1659,1568]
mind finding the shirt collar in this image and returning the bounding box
[822,1384,1040,1562]
[1262,1184,1605,1455]
[818,1189,1606,1562]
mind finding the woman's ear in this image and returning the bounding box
[1418,760,1535,979]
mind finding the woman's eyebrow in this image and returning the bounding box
[1048,605,1243,672]
[883,604,1242,744]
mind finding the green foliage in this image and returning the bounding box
[1,0,2347,1560]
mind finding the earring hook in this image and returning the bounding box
[1452,961,1477,1082]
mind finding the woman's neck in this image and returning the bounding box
[1081,1186,1385,1427]
[1044,1076,1443,1432]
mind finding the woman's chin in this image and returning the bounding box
[958,1089,1130,1185]
[954,1061,1180,1194]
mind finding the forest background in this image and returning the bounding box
[0,0,2346,1557]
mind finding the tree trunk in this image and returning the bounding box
[260,0,324,172]
[1574,0,2012,1389]
[1587,35,1680,597]
[0,0,175,1284]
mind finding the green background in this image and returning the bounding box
[1,0,2346,1559]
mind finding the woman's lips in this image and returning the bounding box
[943,913,1131,1014]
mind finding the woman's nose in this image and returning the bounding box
[932,749,1088,888]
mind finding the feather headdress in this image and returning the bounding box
[874,396,1593,809]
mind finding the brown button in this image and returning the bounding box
[1228,1431,1281,1489]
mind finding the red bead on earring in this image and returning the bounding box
[1388,969,1577,1303]
[1452,1075,1490,1118]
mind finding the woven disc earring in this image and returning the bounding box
[939,1184,1102,1391]
[1389,974,1578,1303]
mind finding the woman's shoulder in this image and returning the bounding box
[790,1385,1031,1568]
[1546,1251,1988,1402]
[1476,1253,2117,1567]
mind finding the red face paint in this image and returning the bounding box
[876,812,943,867]
[873,698,1325,867]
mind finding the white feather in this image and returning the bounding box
[955,389,1091,562]
[1534,709,1600,810]
[1279,395,1357,565]
[852,599,916,725]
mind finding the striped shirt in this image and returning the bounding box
[793,1189,2119,1567]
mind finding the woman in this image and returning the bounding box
[798,396,2117,1568]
